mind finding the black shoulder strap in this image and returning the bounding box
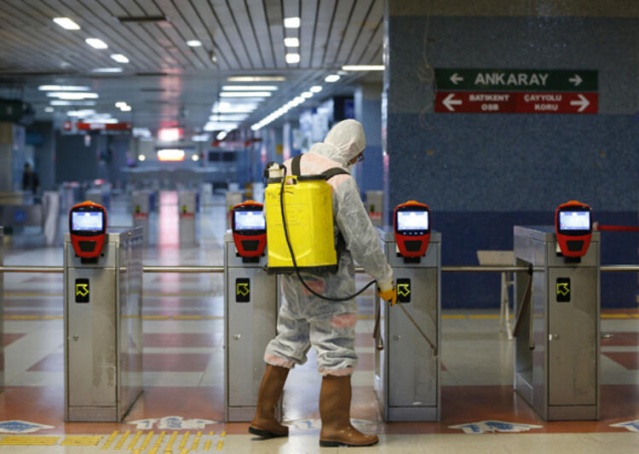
[322,167,350,180]
[292,153,350,180]
[292,154,302,176]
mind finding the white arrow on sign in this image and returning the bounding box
[569,74,583,86]
[449,73,464,85]
[443,93,462,111]
[570,94,590,112]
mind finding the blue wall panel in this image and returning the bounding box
[386,14,639,309]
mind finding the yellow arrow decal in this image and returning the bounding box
[556,282,570,296]
[236,283,250,297]
[75,283,89,297]
[397,283,411,298]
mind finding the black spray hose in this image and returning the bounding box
[278,165,376,302]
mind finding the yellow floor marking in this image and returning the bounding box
[164,431,178,453]
[217,440,224,451]
[141,430,154,449]
[469,314,499,320]
[128,431,143,450]
[115,430,130,450]
[143,315,171,320]
[179,431,190,449]
[190,430,202,451]
[174,315,203,320]
[61,435,103,445]
[102,431,118,450]
[601,313,631,319]
[151,431,166,452]
[204,440,212,450]
[4,315,40,320]
[442,314,467,319]
[0,436,60,445]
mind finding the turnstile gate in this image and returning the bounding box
[375,230,441,421]
[513,226,600,420]
[64,227,143,421]
[224,232,279,421]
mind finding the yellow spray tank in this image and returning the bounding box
[264,161,339,273]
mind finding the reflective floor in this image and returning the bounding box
[0,192,637,453]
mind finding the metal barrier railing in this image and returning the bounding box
[0,265,638,274]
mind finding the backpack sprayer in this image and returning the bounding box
[263,157,376,302]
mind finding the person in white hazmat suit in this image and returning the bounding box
[249,119,397,447]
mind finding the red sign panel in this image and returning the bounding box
[76,121,132,131]
[435,92,598,114]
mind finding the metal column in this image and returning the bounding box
[513,226,600,420]
[224,232,279,421]
[64,227,143,421]
[375,230,441,421]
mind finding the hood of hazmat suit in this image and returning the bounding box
[282,119,393,293]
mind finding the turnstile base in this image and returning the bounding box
[514,373,534,406]
[66,391,142,422]
[387,407,438,422]
[548,406,598,421]
[67,407,119,422]
[226,406,256,422]
[515,373,598,421]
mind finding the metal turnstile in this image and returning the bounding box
[375,230,441,421]
[513,226,600,420]
[178,191,197,245]
[224,232,279,421]
[132,190,151,246]
[64,227,143,421]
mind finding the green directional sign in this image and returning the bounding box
[435,69,598,91]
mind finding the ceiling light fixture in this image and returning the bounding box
[285,53,300,64]
[47,92,99,100]
[39,85,89,91]
[227,76,286,82]
[91,68,123,73]
[86,38,108,49]
[310,85,323,93]
[212,101,258,114]
[209,51,217,63]
[53,17,81,30]
[222,85,278,91]
[324,74,340,83]
[284,17,301,28]
[187,40,202,47]
[219,92,272,98]
[342,65,385,71]
[50,100,96,106]
[111,54,129,63]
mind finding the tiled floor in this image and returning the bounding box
[0,192,637,453]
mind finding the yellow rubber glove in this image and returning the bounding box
[378,287,397,306]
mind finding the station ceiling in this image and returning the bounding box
[0,0,384,139]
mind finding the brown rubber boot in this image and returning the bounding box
[319,375,379,447]
[248,364,290,438]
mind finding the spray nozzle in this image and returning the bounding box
[265,162,285,180]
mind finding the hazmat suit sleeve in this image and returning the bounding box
[334,176,393,291]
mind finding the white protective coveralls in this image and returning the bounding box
[264,119,394,376]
